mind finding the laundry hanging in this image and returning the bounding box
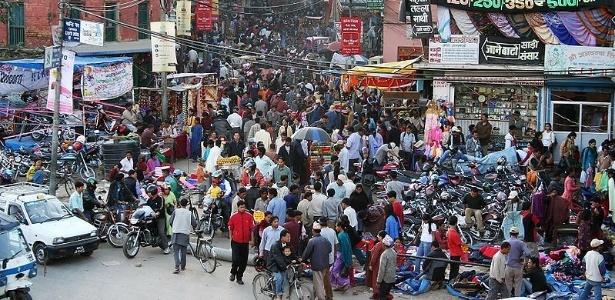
[450,8,478,36]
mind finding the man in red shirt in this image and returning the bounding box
[387,191,404,227]
[447,215,464,281]
[228,200,255,285]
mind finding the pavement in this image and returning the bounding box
[30,241,456,300]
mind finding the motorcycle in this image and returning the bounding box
[200,198,225,239]
[122,216,163,258]
[91,205,131,248]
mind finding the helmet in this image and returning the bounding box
[86,177,97,186]
[212,170,223,178]
[440,191,451,201]
[496,191,507,201]
[146,184,158,195]
[253,256,266,272]
[172,169,183,177]
[430,174,439,183]
[496,156,507,166]
[72,142,83,152]
[76,135,86,144]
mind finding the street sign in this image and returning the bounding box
[63,18,104,46]
[44,46,62,70]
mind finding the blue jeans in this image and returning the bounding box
[579,280,602,300]
[415,241,431,273]
[437,150,469,166]
[273,271,287,296]
[520,278,532,296]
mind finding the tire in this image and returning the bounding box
[32,243,48,265]
[290,283,313,300]
[206,219,216,240]
[64,179,75,194]
[123,231,141,258]
[198,242,217,273]
[252,273,274,300]
[31,131,43,141]
[107,224,130,248]
[190,207,199,222]
[8,289,32,300]
[80,166,96,181]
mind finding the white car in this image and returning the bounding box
[0,183,98,264]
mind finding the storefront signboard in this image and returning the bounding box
[429,35,479,65]
[406,0,433,38]
[150,22,177,73]
[341,17,362,55]
[544,45,615,76]
[431,0,614,13]
[82,61,133,101]
[196,1,213,32]
[479,36,544,65]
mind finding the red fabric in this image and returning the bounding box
[479,245,500,258]
[228,211,255,243]
[392,201,404,227]
[174,134,188,159]
[447,228,464,257]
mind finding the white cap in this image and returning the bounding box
[508,191,519,199]
[312,223,322,230]
[591,239,604,248]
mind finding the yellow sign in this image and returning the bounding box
[253,210,265,223]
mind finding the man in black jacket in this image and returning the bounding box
[268,229,293,299]
[212,111,232,140]
[290,139,308,185]
[421,240,449,289]
[227,132,245,158]
[123,170,139,199]
[146,185,170,254]
[277,137,292,166]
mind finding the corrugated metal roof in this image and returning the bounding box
[66,39,151,56]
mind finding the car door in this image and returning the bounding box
[8,204,34,246]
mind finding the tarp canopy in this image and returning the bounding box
[329,53,369,69]
[340,57,420,91]
[0,56,132,71]
[347,57,420,76]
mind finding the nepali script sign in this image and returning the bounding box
[341,17,362,55]
[82,61,134,101]
[544,45,615,76]
[429,35,480,65]
[0,65,49,96]
[406,0,433,38]
[479,36,544,65]
[431,0,614,12]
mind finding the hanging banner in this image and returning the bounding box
[406,0,433,38]
[431,0,614,12]
[79,20,104,46]
[544,45,615,76]
[150,21,177,73]
[341,16,362,55]
[479,36,544,65]
[211,0,220,21]
[196,1,213,31]
[429,35,479,64]
[81,61,133,101]
[0,65,49,96]
[46,50,75,114]
[176,0,192,36]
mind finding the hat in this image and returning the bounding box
[591,239,604,248]
[509,227,519,234]
[389,142,396,148]
[452,127,461,133]
[337,174,347,181]
[336,140,345,145]
[508,191,519,199]
[312,222,322,230]
[382,235,394,247]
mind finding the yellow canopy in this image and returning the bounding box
[347,57,420,76]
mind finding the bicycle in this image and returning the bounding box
[252,263,313,300]
[186,228,217,274]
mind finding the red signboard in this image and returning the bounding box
[340,17,362,55]
[195,1,212,31]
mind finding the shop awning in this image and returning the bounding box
[348,57,420,76]
[66,39,151,56]
[341,57,420,91]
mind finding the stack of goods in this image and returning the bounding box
[447,270,489,299]
[217,156,241,167]
[309,143,332,172]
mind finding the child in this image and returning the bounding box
[395,237,406,269]
[194,159,206,184]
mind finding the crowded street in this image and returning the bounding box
[1,0,615,300]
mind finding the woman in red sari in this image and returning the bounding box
[366,231,389,300]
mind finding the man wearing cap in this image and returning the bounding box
[302,222,332,300]
[580,239,606,300]
[505,226,531,296]
[377,235,397,300]
[346,127,365,174]
[326,175,347,201]
[336,143,350,174]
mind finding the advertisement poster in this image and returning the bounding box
[150,22,177,73]
[46,50,75,114]
[175,0,192,36]
[429,35,479,65]
[341,16,362,55]
[196,1,213,31]
[406,0,433,38]
[431,0,613,12]
[479,36,544,65]
[81,61,133,101]
[0,65,49,96]
[80,20,104,46]
[544,45,615,76]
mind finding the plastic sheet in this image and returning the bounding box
[450,8,478,36]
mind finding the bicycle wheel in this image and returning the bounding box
[252,273,274,300]
[289,282,313,300]
[198,241,217,273]
[460,229,473,246]
[190,207,199,222]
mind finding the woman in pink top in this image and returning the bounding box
[562,168,580,205]
[146,150,161,178]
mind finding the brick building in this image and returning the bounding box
[0,0,162,49]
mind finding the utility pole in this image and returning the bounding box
[160,2,170,122]
[49,0,66,196]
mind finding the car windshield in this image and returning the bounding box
[0,228,29,260]
[24,198,72,224]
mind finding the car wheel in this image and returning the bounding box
[33,243,48,265]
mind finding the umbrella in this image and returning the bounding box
[292,127,331,143]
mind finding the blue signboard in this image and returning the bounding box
[63,18,81,43]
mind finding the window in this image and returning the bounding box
[69,2,83,19]
[8,2,25,47]
[104,3,118,42]
[8,205,25,223]
[137,2,149,39]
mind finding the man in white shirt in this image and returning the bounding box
[254,123,273,149]
[341,198,357,230]
[227,107,243,132]
[505,125,517,149]
[346,127,365,173]
[486,242,510,300]
[308,182,326,222]
[580,239,606,300]
[336,142,349,173]
[400,126,416,170]
[119,151,134,174]
[340,174,356,198]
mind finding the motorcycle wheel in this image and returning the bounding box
[8,289,32,300]
[31,131,43,141]
[108,224,130,248]
[80,166,96,181]
[123,231,141,258]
